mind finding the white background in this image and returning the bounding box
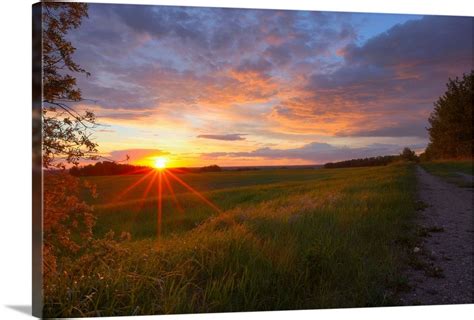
[0,1,472,319]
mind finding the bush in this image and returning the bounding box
[43,172,96,276]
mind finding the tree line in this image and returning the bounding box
[324,147,418,169]
[69,161,152,176]
[324,155,399,169]
[69,161,224,176]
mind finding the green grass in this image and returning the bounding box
[85,169,332,239]
[44,163,418,317]
[421,160,473,187]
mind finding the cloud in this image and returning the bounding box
[343,16,472,67]
[202,141,418,163]
[68,6,472,151]
[108,148,169,162]
[94,4,210,47]
[71,5,362,112]
[336,120,429,138]
[197,134,247,141]
[272,15,472,137]
[263,44,292,65]
[235,58,273,76]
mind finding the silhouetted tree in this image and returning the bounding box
[42,3,98,168]
[425,71,473,159]
[199,165,222,172]
[418,151,428,162]
[400,147,417,162]
[70,161,152,176]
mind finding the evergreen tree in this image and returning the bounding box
[426,71,473,159]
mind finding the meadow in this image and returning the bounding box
[43,163,418,317]
[86,168,334,239]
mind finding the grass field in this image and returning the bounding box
[44,163,418,317]
[86,168,334,239]
[421,160,473,187]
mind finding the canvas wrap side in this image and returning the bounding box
[32,2,43,318]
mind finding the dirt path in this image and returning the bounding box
[399,166,473,305]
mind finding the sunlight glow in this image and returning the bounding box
[112,165,221,241]
[154,157,167,169]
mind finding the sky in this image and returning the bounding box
[69,4,473,167]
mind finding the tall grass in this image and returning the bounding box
[43,163,417,317]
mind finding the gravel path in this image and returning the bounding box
[400,166,473,305]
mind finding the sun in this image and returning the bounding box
[153,157,167,169]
